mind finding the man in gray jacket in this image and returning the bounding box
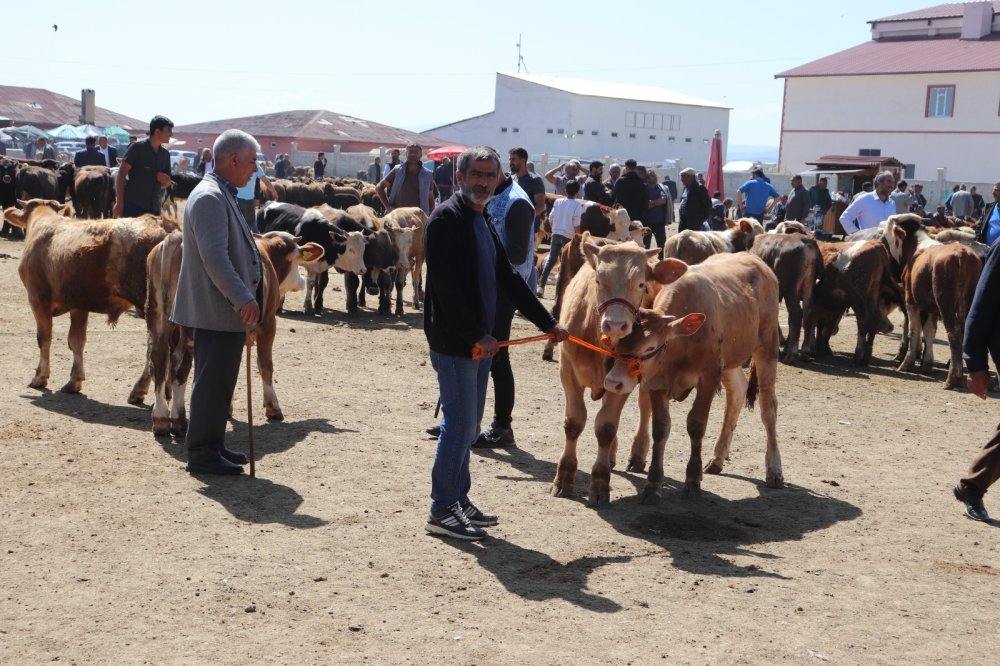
[171,129,263,475]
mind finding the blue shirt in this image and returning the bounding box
[737,177,780,215]
[472,212,497,334]
[236,163,265,201]
[986,205,1000,247]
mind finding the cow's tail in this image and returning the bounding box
[745,362,759,410]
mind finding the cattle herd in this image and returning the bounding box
[0,151,991,505]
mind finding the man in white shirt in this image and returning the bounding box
[840,171,897,233]
[537,180,583,297]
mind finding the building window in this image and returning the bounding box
[858,148,881,156]
[198,139,204,145]
[501,127,508,133]
[925,85,955,118]
[903,163,915,179]
[547,129,553,134]
[576,129,584,135]
[512,128,519,133]
[591,131,598,136]
[611,132,618,138]
[270,142,276,147]
[629,133,636,139]
[668,136,675,142]
[557,128,564,134]
[649,134,656,140]
[684,138,692,143]
[626,111,680,130]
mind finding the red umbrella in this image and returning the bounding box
[705,129,724,200]
[425,145,467,162]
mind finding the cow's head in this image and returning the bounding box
[258,231,325,295]
[627,221,650,246]
[329,228,367,275]
[5,198,73,227]
[609,208,632,241]
[385,225,414,271]
[885,213,927,268]
[583,239,663,342]
[603,310,706,395]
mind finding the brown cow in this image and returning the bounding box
[16,164,72,203]
[4,199,178,393]
[128,231,324,434]
[806,240,903,366]
[662,217,763,265]
[72,166,115,219]
[551,240,668,504]
[383,206,428,309]
[749,232,822,362]
[602,252,783,501]
[887,214,982,388]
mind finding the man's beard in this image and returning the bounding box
[460,181,493,207]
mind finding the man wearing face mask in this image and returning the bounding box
[376,142,436,215]
[422,145,568,540]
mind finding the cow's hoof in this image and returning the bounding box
[266,409,284,422]
[60,381,81,394]
[170,419,188,437]
[638,487,662,505]
[378,307,391,315]
[704,460,724,475]
[626,459,646,473]
[681,482,702,498]
[303,306,314,316]
[395,308,404,316]
[28,379,48,390]
[765,470,785,489]
[366,286,379,296]
[550,483,574,499]
[152,418,170,437]
[586,482,610,507]
[542,349,554,362]
[126,392,146,406]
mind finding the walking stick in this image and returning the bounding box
[245,325,256,477]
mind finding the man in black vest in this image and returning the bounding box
[612,159,647,223]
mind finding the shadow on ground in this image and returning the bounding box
[192,473,327,529]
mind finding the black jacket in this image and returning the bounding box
[679,180,712,231]
[612,171,648,222]
[964,239,1000,373]
[74,147,105,167]
[424,193,556,357]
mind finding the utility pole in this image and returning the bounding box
[516,34,529,74]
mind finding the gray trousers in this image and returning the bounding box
[185,328,246,462]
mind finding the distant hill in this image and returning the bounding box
[727,144,779,163]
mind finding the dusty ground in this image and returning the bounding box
[1,229,998,665]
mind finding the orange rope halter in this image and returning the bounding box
[472,332,647,378]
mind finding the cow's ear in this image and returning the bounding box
[292,235,303,244]
[670,312,706,337]
[3,207,26,227]
[329,229,347,243]
[643,227,652,237]
[644,247,661,259]
[16,199,27,208]
[724,217,738,229]
[58,203,74,217]
[739,219,754,234]
[582,240,601,269]
[891,225,906,241]
[649,258,688,285]
[300,242,325,263]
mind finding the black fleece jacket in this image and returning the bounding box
[424,193,556,357]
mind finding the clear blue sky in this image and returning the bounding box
[2,0,929,146]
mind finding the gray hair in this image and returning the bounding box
[456,145,501,175]
[213,129,260,163]
[679,167,696,177]
[874,170,895,186]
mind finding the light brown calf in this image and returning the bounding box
[602,252,783,501]
[4,199,177,393]
[662,217,763,265]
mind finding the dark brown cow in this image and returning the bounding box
[128,231,324,434]
[602,252,783,501]
[749,232,822,362]
[807,240,903,366]
[15,164,72,203]
[886,214,982,388]
[72,166,115,219]
[4,199,178,393]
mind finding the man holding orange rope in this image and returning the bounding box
[423,146,568,540]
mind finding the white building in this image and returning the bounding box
[776,1,1000,183]
[424,72,730,170]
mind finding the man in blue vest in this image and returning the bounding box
[475,154,537,449]
[376,143,436,215]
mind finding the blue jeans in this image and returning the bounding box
[429,350,492,512]
[539,234,571,289]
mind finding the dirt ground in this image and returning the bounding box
[1,228,998,665]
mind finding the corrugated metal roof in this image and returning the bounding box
[870,1,1000,23]
[0,85,146,130]
[175,109,447,147]
[776,34,1000,77]
[805,155,905,168]
[501,72,730,109]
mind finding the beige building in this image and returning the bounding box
[776,1,1000,183]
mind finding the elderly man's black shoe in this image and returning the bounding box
[221,447,249,465]
[187,455,244,475]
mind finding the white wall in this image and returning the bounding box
[428,75,730,171]
[780,72,1000,182]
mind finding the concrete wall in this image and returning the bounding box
[780,72,1000,182]
[429,75,730,171]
